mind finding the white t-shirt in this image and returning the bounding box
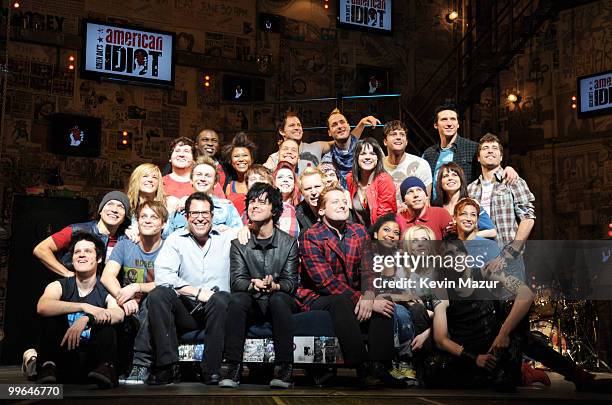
[480,180,494,216]
[383,153,433,209]
[264,141,324,174]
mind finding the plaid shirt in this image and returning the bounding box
[422,135,480,183]
[297,221,368,311]
[278,201,300,240]
[468,167,536,246]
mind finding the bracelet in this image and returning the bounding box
[196,288,202,301]
[460,348,477,363]
[85,313,95,326]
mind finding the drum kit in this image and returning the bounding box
[530,288,611,371]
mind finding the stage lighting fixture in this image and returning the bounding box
[13,1,20,9]
[446,11,459,23]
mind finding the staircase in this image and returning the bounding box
[404,0,599,154]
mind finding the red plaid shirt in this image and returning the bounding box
[297,221,369,311]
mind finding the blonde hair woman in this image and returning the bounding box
[126,163,165,215]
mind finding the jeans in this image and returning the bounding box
[394,304,415,358]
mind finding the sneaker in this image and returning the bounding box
[22,349,37,381]
[372,362,408,388]
[36,362,57,384]
[219,363,242,388]
[356,362,383,389]
[389,367,405,380]
[397,362,417,380]
[119,365,149,385]
[270,363,294,389]
[146,363,181,386]
[573,368,612,393]
[201,372,221,385]
[521,362,550,386]
[88,362,118,389]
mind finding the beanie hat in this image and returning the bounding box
[400,176,427,201]
[98,191,131,219]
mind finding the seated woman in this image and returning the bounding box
[432,162,496,239]
[402,225,438,382]
[347,138,396,228]
[272,161,301,239]
[369,213,417,382]
[125,163,168,240]
[223,132,257,216]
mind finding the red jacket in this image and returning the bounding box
[347,172,397,225]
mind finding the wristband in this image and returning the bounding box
[86,313,95,326]
[460,348,477,364]
[196,288,202,301]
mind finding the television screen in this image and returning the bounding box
[222,75,265,102]
[577,70,612,118]
[49,114,102,157]
[337,0,393,34]
[82,20,175,87]
[356,65,391,95]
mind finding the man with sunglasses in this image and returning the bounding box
[146,192,235,385]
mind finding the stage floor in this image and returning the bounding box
[1,366,611,404]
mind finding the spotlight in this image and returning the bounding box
[13,1,20,9]
[202,73,211,88]
[571,95,577,110]
[507,93,518,103]
[446,11,459,23]
[67,54,76,71]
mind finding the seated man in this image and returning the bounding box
[220,183,299,389]
[164,137,196,213]
[399,177,452,240]
[33,191,130,277]
[195,129,227,198]
[165,156,243,236]
[35,232,125,388]
[101,201,167,384]
[295,167,326,238]
[452,199,612,392]
[298,185,401,387]
[431,239,533,391]
[147,192,234,385]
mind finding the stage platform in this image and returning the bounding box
[1,366,611,404]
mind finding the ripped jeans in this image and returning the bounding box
[394,304,415,359]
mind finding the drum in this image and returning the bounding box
[530,320,568,354]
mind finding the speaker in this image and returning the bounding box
[1,195,89,364]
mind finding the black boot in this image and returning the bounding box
[146,363,181,385]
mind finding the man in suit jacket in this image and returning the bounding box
[297,185,402,388]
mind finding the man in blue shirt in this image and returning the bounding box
[146,192,235,386]
[101,200,167,384]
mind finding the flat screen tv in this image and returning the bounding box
[81,20,175,87]
[577,70,612,118]
[49,113,102,157]
[337,0,393,35]
[222,75,265,102]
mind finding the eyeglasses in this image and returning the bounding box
[188,211,212,218]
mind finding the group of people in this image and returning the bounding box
[26,106,611,392]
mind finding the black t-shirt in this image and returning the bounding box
[446,274,497,353]
[59,277,109,308]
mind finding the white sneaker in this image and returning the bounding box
[22,348,37,380]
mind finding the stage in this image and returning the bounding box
[1,366,611,404]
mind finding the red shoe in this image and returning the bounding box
[522,362,551,386]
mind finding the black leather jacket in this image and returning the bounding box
[229,228,299,311]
